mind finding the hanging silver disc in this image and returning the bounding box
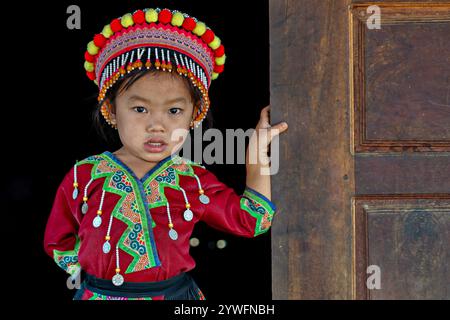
[92,215,102,228]
[112,274,124,286]
[102,241,111,254]
[72,188,78,200]
[183,208,194,221]
[81,202,88,214]
[199,194,210,204]
[169,228,178,241]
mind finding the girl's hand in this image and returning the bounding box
[246,105,288,170]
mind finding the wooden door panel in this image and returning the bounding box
[356,155,450,194]
[271,0,450,299]
[354,197,450,299]
[350,3,450,152]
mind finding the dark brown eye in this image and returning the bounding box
[133,106,147,113]
[169,108,182,115]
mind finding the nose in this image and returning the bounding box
[146,113,165,133]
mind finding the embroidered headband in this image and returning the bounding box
[84,8,226,129]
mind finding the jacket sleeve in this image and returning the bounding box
[43,170,81,277]
[197,168,276,238]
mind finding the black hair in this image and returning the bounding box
[92,68,214,144]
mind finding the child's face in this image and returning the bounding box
[110,72,194,164]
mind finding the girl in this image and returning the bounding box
[44,7,288,300]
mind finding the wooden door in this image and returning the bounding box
[270,0,450,299]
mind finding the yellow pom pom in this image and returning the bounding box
[212,72,219,80]
[87,41,99,55]
[171,12,184,27]
[121,13,134,28]
[102,24,113,38]
[145,9,158,23]
[193,21,206,36]
[215,54,226,66]
[84,61,94,72]
[209,36,221,50]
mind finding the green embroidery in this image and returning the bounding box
[143,155,204,209]
[241,188,275,237]
[78,154,160,273]
[88,292,153,300]
[53,235,81,276]
[77,153,204,274]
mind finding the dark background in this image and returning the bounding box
[7,0,270,301]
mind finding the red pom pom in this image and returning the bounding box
[201,29,215,44]
[93,34,107,48]
[159,9,172,24]
[85,51,95,62]
[86,71,96,81]
[110,18,123,32]
[214,64,224,73]
[182,17,196,31]
[133,10,145,24]
[214,45,225,57]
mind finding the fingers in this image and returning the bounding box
[269,122,288,140]
[258,105,289,137]
[259,105,271,128]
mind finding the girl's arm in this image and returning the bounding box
[245,106,288,201]
[44,171,82,277]
[197,109,287,238]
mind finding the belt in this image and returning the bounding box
[80,272,196,299]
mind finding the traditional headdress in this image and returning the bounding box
[83,8,226,129]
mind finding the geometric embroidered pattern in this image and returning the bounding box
[241,187,276,237]
[53,235,81,276]
[144,158,204,209]
[77,152,203,274]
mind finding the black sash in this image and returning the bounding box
[75,272,201,300]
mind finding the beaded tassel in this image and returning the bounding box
[161,49,166,71]
[193,174,210,204]
[174,52,181,75]
[81,178,94,214]
[155,48,161,69]
[102,212,114,254]
[72,161,79,200]
[179,187,194,222]
[112,245,124,286]
[166,203,178,240]
[92,189,106,228]
[167,50,173,72]
[179,53,186,75]
[136,48,145,70]
[127,51,135,73]
[145,47,152,69]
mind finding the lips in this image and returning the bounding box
[144,138,168,153]
[145,138,167,146]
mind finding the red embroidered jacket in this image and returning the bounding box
[44,151,276,283]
